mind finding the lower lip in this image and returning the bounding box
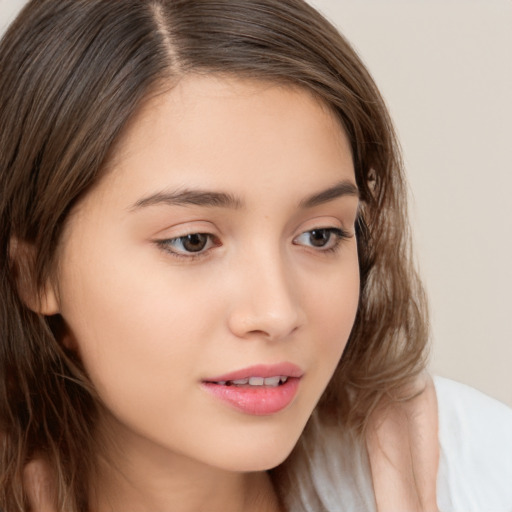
[202,378,300,416]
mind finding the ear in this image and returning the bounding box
[9,237,60,316]
[36,284,60,316]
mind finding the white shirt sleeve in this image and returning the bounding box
[434,376,512,512]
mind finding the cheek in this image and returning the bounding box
[308,252,360,351]
[55,243,211,412]
[297,248,360,400]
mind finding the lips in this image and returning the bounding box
[202,363,303,415]
[205,362,303,383]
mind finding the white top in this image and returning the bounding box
[283,377,512,512]
[435,376,512,512]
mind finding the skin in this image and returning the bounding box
[25,76,441,511]
[40,76,361,511]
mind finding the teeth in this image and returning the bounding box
[263,376,281,387]
[217,376,289,386]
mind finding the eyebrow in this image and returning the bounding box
[130,189,243,211]
[129,180,359,212]
[298,180,359,208]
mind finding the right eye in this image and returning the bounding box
[157,233,218,258]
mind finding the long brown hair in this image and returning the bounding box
[0,1,428,510]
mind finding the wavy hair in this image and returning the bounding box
[0,0,428,510]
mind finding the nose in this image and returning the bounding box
[226,248,304,341]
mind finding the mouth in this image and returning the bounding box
[201,363,303,415]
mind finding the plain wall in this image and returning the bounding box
[1,0,511,407]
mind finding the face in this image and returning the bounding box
[52,76,360,473]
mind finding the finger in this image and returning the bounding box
[23,458,57,512]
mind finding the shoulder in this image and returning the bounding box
[434,376,512,512]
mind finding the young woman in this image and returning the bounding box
[0,1,510,511]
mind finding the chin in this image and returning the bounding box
[201,422,305,473]
[219,448,296,473]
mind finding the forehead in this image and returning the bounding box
[95,75,355,210]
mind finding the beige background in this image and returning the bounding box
[2,0,511,406]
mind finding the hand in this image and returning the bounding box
[366,373,440,512]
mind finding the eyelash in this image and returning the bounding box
[293,227,349,253]
[155,227,350,261]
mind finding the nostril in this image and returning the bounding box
[229,311,302,341]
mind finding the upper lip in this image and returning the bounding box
[204,363,304,382]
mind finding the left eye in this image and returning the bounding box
[293,228,347,250]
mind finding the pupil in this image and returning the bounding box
[310,229,329,247]
[183,234,208,252]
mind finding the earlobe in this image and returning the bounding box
[9,237,60,315]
